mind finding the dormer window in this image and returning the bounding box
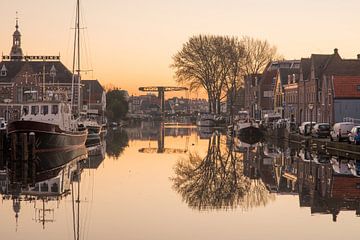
[50,64,57,77]
[0,65,7,77]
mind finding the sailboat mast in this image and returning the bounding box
[77,0,81,113]
[71,0,81,114]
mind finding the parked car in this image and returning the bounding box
[330,122,355,142]
[299,121,316,135]
[311,123,330,138]
[348,126,360,144]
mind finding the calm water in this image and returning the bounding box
[1,122,360,240]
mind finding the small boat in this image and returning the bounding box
[234,111,263,141]
[79,112,102,146]
[7,101,88,151]
[331,157,360,177]
[196,114,216,127]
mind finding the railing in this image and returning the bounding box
[343,117,360,125]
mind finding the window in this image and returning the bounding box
[31,106,39,115]
[41,105,49,115]
[0,65,7,77]
[23,106,29,115]
[52,105,59,114]
[357,85,360,91]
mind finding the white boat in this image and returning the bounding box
[196,114,216,127]
[79,112,102,146]
[331,157,360,177]
[8,101,88,151]
[234,111,259,132]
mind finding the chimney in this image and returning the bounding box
[334,48,338,54]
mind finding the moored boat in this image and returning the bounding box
[196,114,216,127]
[234,111,263,140]
[7,101,87,151]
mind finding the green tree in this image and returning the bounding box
[106,88,129,122]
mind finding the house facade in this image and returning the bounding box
[298,49,360,123]
[321,76,360,124]
[273,68,300,119]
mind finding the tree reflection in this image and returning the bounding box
[106,129,129,158]
[172,134,274,210]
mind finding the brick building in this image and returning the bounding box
[298,49,360,124]
[0,19,82,121]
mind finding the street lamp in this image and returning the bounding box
[308,103,314,135]
[4,98,12,121]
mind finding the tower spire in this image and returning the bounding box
[15,11,19,29]
[10,12,23,60]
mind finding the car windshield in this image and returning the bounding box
[319,125,330,130]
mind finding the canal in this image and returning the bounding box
[0,123,360,240]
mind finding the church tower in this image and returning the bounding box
[10,13,24,60]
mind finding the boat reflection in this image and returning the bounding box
[0,140,106,234]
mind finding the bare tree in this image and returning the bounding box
[241,36,279,76]
[172,35,244,114]
[172,35,279,115]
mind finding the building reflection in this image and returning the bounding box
[253,141,360,221]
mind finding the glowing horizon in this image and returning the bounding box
[1,0,360,98]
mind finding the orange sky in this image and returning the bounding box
[1,0,360,98]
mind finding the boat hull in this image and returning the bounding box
[7,120,87,151]
[196,119,215,127]
[238,125,264,145]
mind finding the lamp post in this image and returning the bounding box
[4,98,12,122]
[308,103,314,135]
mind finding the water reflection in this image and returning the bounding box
[106,129,129,158]
[253,140,360,221]
[172,132,274,210]
[172,131,360,221]
[0,139,109,238]
[127,122,192,153]
[0,146,88,230]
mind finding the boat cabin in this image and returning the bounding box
[20,101,73,131]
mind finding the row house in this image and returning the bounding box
[321,76,360,123]
[298,48,360,124]
[273,68,300,119]
[244,60,300,120]
[244,74,261,119]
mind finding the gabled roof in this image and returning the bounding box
[333,76,360,99]
[278,68,300,85]
[310,54,334,78]
[261,69,277,85]
[300,58,311,80]
[0,60,73,83]
[327,59,360,76]
[82,80,104,93]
